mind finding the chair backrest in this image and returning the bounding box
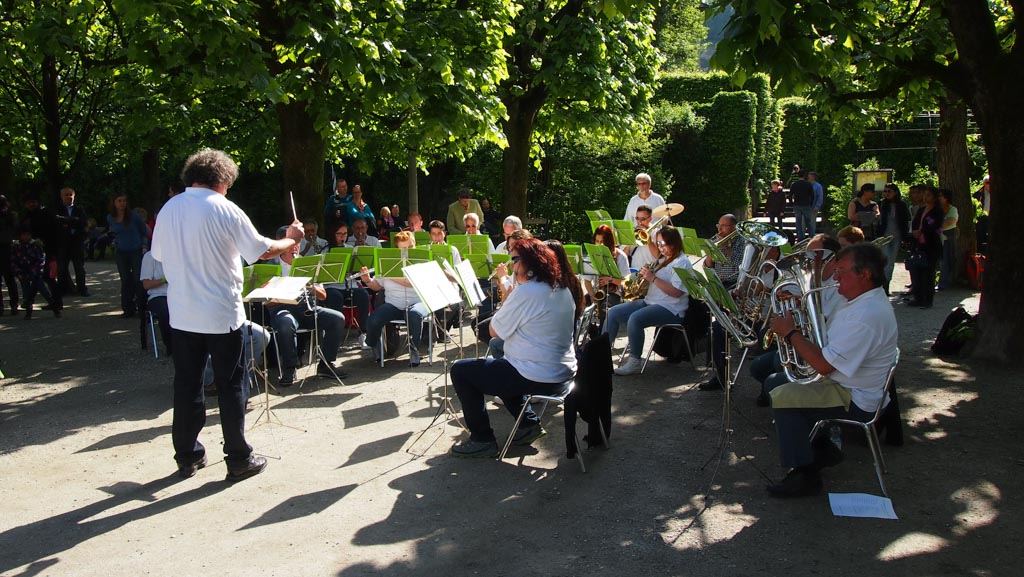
[574,304,597,353]
[867,348,900,426]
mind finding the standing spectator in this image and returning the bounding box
[764,179,786,229]
[878,183,911,294]
[973,174,991,214]
[808,171,824,233]
[0,195,19,314]
[107,193,149,318]
[324,179,350,231]
[11,225,60,319]
[847,183,880,240]
[480,198,501,238]
[390,204,406,229]
[908,186,944,309]
[376,206,396,244]
[447,188,483,235]
[790,170,815,242]
[153,148,300,481]
[345,185,376,233]
[19,192,62,314]
[55,187,89,297]
[624,172,666,226]
[937,189,959,290]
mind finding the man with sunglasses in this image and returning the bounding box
[624,172,665,226]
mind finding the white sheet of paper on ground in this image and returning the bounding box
[828,493,898,519]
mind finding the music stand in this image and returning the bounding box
[402,261,467,454]
[293,254,352,388]
[244,272,310,430]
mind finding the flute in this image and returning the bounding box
[345,268,374,281]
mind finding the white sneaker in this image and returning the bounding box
[358,334,371,350]
[614,357,643,376]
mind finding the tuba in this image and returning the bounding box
[763,248,834,383]
[732,220,789,331]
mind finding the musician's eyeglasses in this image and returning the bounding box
[655,241,667,246]
[510,256,522,263]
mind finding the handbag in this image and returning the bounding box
[904,248,927,271]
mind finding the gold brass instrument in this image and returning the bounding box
[762,248,835,383]
[622,259,662,301]
[634,216,668,246]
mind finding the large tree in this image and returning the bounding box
[0,0,122,202]
[497,1,660,217]
[711,0,1023,361]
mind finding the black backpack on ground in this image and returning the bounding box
[931,306,975,356]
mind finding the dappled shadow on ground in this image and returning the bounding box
[0,475,228,574]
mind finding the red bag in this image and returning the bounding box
[967,254,985,289]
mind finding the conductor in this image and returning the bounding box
[152,149,303,482]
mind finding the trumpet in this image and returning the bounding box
[345,268,374,281]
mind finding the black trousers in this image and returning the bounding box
[171,328,252,468]
[58,239,87,295]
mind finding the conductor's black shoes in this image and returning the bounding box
[177,455,208,479]
[226,456,267,483]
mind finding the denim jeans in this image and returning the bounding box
[793,206,816,241]
[324,286,370,332]
[115,248,143,314]
[171,328,252,468]
[602,301,681,360]
[451,357,569,443]
[147,296,174,354]
[939,229,958,289]
[882,235,901,291]
[269,304,345,367]
[366,302,429,351]
[751,350,788,394]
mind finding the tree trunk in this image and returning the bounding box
[501,94,544,218]
[277,101,326,225]
[407,150,419,214]
[966,93,1024,362]
[141,146,161,214]
[0,146,12,200]
[936,92,975,286]
[41,55,63,204]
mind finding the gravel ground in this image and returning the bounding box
[0,260,1017,577]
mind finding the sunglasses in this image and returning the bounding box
[656,241,667,246]
[510,255,521,263]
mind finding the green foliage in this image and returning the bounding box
[778,97,857,199]
[654,0,707,73]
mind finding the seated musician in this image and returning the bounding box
[267,226,347,386]
[629,205,658,268]
[359,231,429,367]
[763,244,897,497]
[748,233,842,401]
[475,228,532,341]
[603,226,691,376]
[836,225,865,248]
[494,215,523,253]
[583,224,630,308]
[323,221,372,349]
[450,237,578,458]
[345,217,382,248]
[704,214,746,289]
[463,212,495,252]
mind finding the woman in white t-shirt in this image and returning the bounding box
[603,226,691,376]
[937,188,959,290]
[360,231,428,367]
[450,237,578,458]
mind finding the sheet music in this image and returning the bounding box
[452,260,486,307]
[243,276,312,303]
[403,261,462,313]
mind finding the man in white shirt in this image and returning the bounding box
[140,250,172,355]
[763,244,898,497]
[494,215,522,254]
[624,172,666,226]
[629,205,659,269]
[345,217,382,248]
[151,148,302,482]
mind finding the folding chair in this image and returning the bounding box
[380,315,434,367]
[809,348,900,496]
[617,321,697,373]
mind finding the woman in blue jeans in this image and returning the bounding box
[106,193,149,317]
[604,226,691,375]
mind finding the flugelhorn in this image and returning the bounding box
[634,216,668,245]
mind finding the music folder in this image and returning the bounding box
[243,276,312,304]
